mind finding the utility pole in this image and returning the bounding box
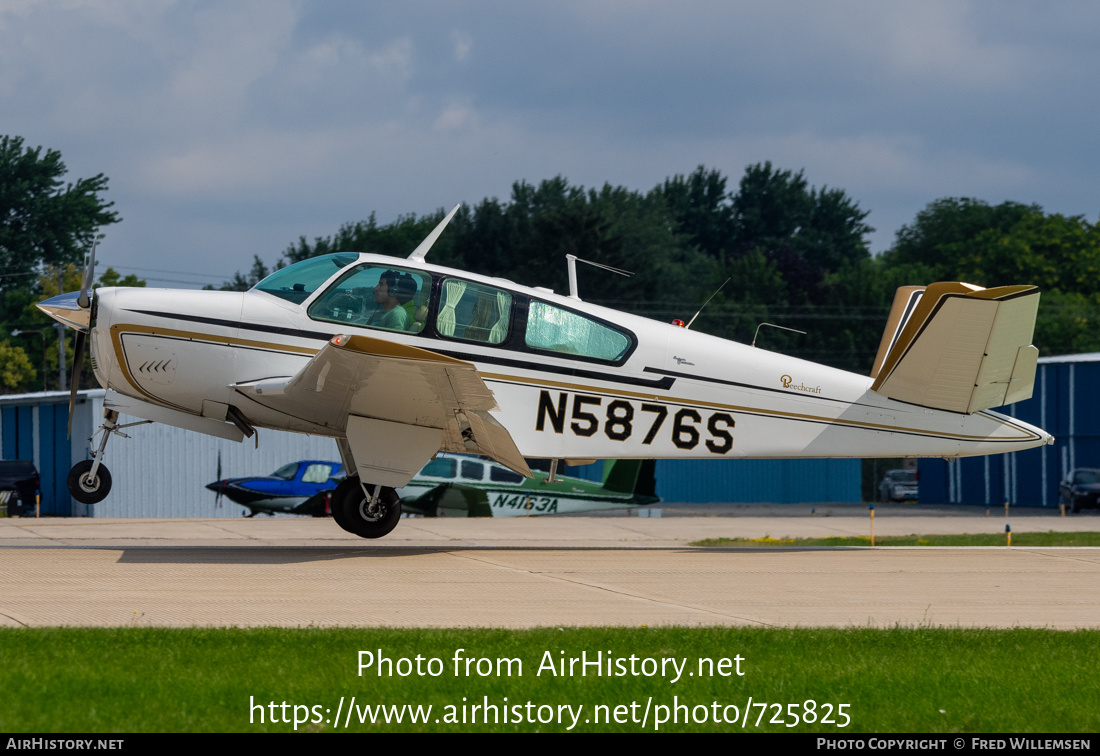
[57,271,66,392]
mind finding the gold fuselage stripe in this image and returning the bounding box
[108,323,1037,446]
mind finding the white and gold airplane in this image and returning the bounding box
[39,207,1053,538]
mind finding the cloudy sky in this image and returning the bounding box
[2,1,1098,288]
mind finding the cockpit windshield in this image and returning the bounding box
[252,253,360,304]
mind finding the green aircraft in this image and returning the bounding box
[397,455,659,517]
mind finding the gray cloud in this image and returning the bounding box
[2,0,1098,286]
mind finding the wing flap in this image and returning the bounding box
[345,416,443,488]
[871,283,1040,414]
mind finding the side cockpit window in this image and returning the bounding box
[525,300,632,363]
[309,264,432,334]
[272,463,298,480]
[435,279,513,345]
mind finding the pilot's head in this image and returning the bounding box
[375,271,401,309]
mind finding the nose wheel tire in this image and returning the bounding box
[332,475,401,539]
[67,460,112,504]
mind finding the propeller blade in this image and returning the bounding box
[67,330,86,439]
[77,238,98,309]
[215,451,223,507]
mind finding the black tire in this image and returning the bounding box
[335,476,401,539]
[330,478,359,534]
[67,460,112,504]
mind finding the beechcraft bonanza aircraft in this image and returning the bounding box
[39,206,1053,538]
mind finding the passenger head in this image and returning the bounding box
[394,273,417,304]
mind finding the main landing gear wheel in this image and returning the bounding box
[67,460,112,505]
[330,478,358,534]
[333,475,401,539]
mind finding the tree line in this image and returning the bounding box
[3,131,1099,393]
[223,164,1100,373]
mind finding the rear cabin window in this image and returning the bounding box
[253,254,359,304]
[489,466,524,484]
[302,464,334,484]
[460,460,484,481]
[309,264,432,334]
[525,301,631,362]
[435,279,513,345]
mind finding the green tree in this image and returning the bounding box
[223,165,876,370]
[882,197,1100,356]
[0,341,34,390]
[0,136,120,291]
[655,166,735,261]
[96,268,147,288]
[1,264,144,394]
[879,198,1036,282]
[731,161,873,271]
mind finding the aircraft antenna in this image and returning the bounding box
[407,204,461,263]
[566,254,633,300]
[752,322,807,348]
[685,278,730,330]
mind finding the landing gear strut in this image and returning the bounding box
[331,475,402,539]
[66,410,150,505]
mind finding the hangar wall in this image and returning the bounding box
[545,456,860,504]
[1,389,339,518]
[3,389,860,516]
[918,353,1100,507]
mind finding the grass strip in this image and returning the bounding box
[2,626,1098,733]
[690,531,1100,547]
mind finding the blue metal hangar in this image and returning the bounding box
[918,353,1100,507]
[1,388,860,517]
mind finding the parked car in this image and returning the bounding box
[878,469,918,502]
[1059,468,1100,513]
[0,460,41,517]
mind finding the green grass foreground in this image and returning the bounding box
[2,627,1098,733]
[690,531,1100,547]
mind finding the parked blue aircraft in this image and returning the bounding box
[206,460,342,517]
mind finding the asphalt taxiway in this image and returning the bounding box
[1,508,1097,629]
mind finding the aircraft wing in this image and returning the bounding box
[870,282,1040,414]
[233,334,531,486]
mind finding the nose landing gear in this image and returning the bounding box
[66,409,151,505]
